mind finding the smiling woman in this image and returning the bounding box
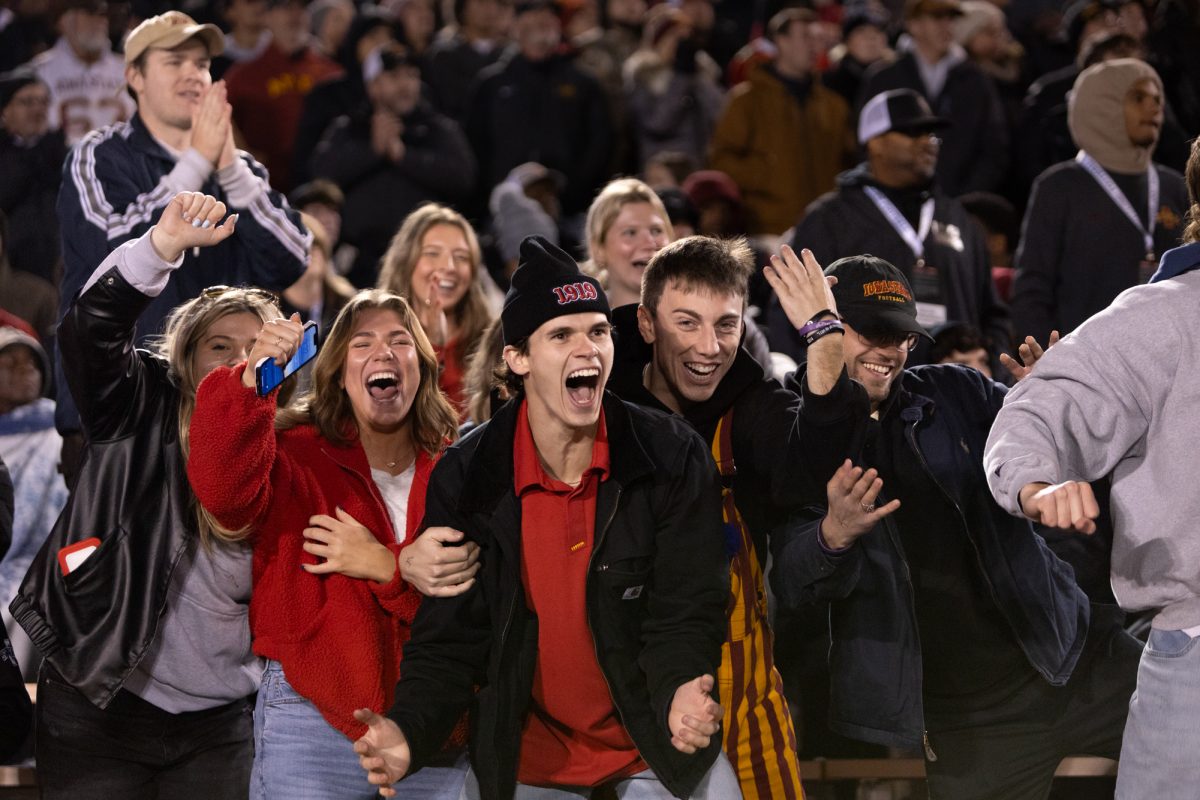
[187,289,476,799]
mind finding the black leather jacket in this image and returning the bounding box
[388,394,729,800]
[10,266,196,708]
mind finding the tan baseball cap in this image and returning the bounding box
[123,11,224,65]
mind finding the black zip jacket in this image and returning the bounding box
[769,364,1090,750]
[387,394,729,800]
[10,266,196,708]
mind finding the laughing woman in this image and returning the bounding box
[187,288,478,799]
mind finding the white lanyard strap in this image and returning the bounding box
[1077,151,1159,256]
[864,186,936,260]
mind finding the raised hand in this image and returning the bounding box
[1018,480,1099,535]
[399,526,480,597]
[352,709,410,797]
[668,674,723,754]
[302,507,397,583]
[1001,331,1060,382]
[191,81,231,167]
[762,245,839,330]
[820,459,901,549]
[240,312,304,389]
[414,282,448,348]
[150,192,238,262]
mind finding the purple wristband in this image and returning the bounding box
[797,318,840,338]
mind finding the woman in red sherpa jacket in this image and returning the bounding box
[187,289,477,800]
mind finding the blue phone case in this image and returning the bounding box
[256,321,318,396]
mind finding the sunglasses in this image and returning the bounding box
[853,329,921,353]
[200,285,279,304]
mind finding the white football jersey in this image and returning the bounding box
[32,38,136,145]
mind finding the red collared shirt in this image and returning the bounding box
[512,401,646,786]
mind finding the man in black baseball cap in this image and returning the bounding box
[767,247,1141,800]
[355,234,739,800]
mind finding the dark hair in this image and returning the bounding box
[655,187,700,232]
[289,179,345,211]
[959,191,1018,245]
[767,7,816,42]
[1079,31,1140,67]
[1184,136,1200,244]
[495,336,530,397]
[641,235,754,316]
[930,322,989,363]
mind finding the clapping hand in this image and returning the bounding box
[149,192,238,262]
[191,81,232,167]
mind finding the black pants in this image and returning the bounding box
[36,665,254,800]
[923,616,1141,800]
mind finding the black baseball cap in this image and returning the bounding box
[827,255,934,340]
[857,89,949,145]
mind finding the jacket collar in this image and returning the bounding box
[458,392,654,514]
[128,113,179,163]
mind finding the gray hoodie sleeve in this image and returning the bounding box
[983,291,1163,516]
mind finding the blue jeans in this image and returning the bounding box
[459,752,741,799]
[1116,628,1200,799]
[251,660,468,800]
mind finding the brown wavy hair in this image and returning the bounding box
[276,289,459,455]
[1184,136,1200,245]
[377,203,491,365]
[152,287,282,546]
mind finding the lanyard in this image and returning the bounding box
[1076,151,1159,258]
[864,186,935,261]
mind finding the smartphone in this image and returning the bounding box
[58,537,102,576]
[256,320,318,396]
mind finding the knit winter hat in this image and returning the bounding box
[502,236,609,346]
[1068,57,1162,174]
[0,327,51,395]
[0,68,41,114]
[954,0,1005,47]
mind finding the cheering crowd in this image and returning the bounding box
[1,0,1199,798]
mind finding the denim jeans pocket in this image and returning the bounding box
[261,662,308,707]
[1145,628,1199,658]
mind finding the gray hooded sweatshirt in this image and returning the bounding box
[984,270,1200,630]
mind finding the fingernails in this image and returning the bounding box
[229,213,239,225]
[201,220,212,229]
[191,217,203,228]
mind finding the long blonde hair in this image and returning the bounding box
[153,287,282,546]
[377,203,491,362]
[582,177,675,286]
[276,289,459,455]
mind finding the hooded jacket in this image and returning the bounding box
[1011,59,1188,343]
[1150,241,1200,282]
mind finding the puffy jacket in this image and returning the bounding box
[187,365,433,739]
[387,394,729,800]
[10,255,199,707]
[769,364,1090,751]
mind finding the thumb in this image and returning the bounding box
[354,707,382,726]
[696,674,714,694]
[290,311,302,324]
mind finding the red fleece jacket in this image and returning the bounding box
[187,364,432,739]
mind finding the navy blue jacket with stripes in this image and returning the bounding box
[55,113,310,433]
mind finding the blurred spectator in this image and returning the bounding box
[0,329,66,679]
[655,186,699,238]
[488,161,563,280]
[289,178,348,272]
[681,169,745,238]
[859,0,1009,196]
[387,0,437,58]
[929,320,992,376]
[225,0,343,192]
[573,0,645,109]
[377,203,497,416]
[209,0,269,80]
[822,6,892,106]
[959,190,1018,300]
[309,0,356,58]
[0,210,57,344]
[1012,59,1188,344]
[0,67,67,283]
[291,7,399,188]
[30,0,135,145]
[773,89,1009,366]
[623,4,724,173]
[312,46,474,287]
[425,0,511,121]
[0,1,55,72]
[676,0,742,72]
[465,0,612,217]
[955,0,1026,126]
[642,149,695,189]
[1151,0,1200,137]
[281,211,355,335]
[710,8,853,235]
[56,10,310,442]
[462,316,507,425]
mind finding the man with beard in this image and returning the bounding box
[31,0,134,143]
[770,89,1008,368]
[1011,58,1188,344]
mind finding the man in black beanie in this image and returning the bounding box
[354,236,740,799]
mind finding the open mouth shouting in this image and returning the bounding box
[366,370,400,402]
[683,361,720,384]
[565,367,602,408]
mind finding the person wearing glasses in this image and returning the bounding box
[767,89,1009,372]
[765,253,1142,800]
[10,192,277,798]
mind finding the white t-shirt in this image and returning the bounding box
[32,39,136,144]
[371,464,416,544]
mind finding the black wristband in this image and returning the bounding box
[807,309,838,325]
[804,321,844,347]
